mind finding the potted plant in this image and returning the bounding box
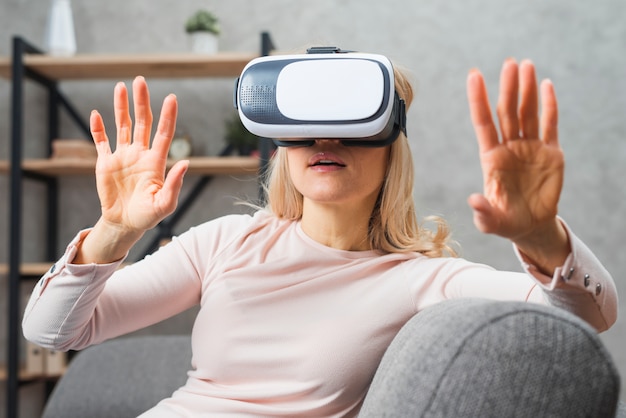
[185,9,220,54]
[225,112,259,156]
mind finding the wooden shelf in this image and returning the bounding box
[0,156,259,176]
[0,262,53,277]
[0,366,66,382]
[0,52,257,80]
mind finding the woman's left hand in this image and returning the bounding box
[466,59,569,270]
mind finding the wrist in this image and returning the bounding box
[73,218,144,264]
[513,217,570,275]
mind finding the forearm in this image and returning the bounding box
[72,217,144,264]
[23,229,202,350]
[22,229,122,350]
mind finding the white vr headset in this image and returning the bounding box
[234,47,407,147]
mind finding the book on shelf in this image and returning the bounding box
[45,349,67,375]
[25,340,67,377]
[25,341,45,375]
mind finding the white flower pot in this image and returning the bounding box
[189,32,218,54]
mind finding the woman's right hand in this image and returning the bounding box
[90,76,189,235]
[72,77,188,264]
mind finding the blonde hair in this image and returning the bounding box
[262,65,457,258]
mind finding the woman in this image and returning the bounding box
[23,57,617,417]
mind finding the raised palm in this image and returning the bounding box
[466,59,564,242]
[90,77,188,234]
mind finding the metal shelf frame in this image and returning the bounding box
[5,33,275,418]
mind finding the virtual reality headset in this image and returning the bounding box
[234,47,407,147]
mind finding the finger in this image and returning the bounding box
[518,60,539,139]
[540,79,559,146]
[157,160,189,216]
[495,58,520,141]
[113,82,132,148]
[467,69,499,153]
[90,110,112,156]
[132,76,153,148]
[151,94,178,158]
[467,193,498,234]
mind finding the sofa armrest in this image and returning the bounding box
[360,299,620,417]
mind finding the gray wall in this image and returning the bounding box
[1,0,625,415]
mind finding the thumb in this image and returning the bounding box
[467,193,498,234]
[157,160,189,215]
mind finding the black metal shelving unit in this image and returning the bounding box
[4,32,275,418]
[7,36,64,418]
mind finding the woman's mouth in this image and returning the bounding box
[312,159,345,167]
[308,152,346,168]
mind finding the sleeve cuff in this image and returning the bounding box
[36,228,125,294]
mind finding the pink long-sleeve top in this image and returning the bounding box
[23,210,618,417]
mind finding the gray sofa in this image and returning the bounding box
[42,299,623,417]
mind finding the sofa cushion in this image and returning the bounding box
[42,334,192,418]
